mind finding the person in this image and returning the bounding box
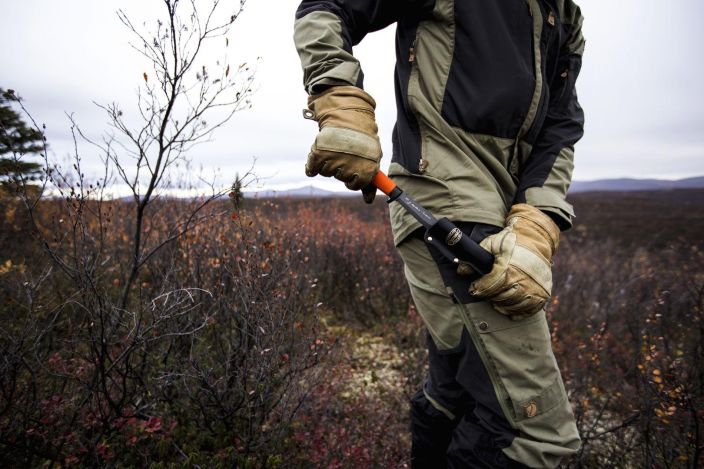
[293,1,585,467]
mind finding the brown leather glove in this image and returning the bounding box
[469,204,560,319]
[305,86,381,203]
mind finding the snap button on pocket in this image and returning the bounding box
[478,321,489,331]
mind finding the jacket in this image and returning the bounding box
[294,0,585,245]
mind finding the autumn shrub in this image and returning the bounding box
[255,198,411,327]
[549,191,704,468]
[0,195,326,467]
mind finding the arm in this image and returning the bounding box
[293,1,426,199]
[468,3,586,317]
[514,1,586,230]
[294,1,399,94]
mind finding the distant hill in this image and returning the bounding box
[569,176,704,193]
[246,185,355,198]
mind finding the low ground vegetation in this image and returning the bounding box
[1,189,702,467]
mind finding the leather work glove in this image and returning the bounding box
[468,204,560,319]
[304,86,382,203]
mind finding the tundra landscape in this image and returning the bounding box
[1,188,702,467]
[2,0,703,466]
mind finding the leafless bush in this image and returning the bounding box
[0,195,325,466]
[0,1,329,466]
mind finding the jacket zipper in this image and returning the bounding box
[406,35,426,174]
[510,0,544,175]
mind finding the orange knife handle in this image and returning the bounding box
[372,171,398,197]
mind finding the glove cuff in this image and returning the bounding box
[307,86,379,136]
[507,204,560,256]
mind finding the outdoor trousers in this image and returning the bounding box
[397,223,581,468]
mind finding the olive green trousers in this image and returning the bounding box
[398,235,580,468]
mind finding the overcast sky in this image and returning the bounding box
[2,0,703,193]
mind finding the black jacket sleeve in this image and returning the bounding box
[515,1,585,230]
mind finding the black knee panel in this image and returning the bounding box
[410,389,456,469]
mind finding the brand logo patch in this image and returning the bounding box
[523,401,538,418]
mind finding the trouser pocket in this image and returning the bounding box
[468,305,561,418]
[463,302,581,468]
[399,237,466,350]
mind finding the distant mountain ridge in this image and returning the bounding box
[246,176,704,198]
[569,176,704,193]
[246,185,353,198]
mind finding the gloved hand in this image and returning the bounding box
[468,204,560,319]
[304,86,381,203]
